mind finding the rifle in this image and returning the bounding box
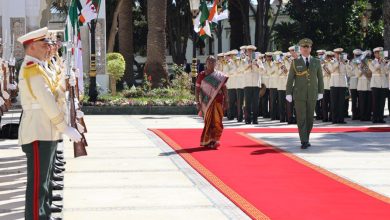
[74,71,87,133]
[0,64,8,113]
[2,63,12,109]
[65,42,87,158]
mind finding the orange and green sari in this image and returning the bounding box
[199,71,228,146]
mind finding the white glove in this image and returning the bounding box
[76,122,85,133]
[286,95,292,103]
[2,91,10,99]
[8,83,17,90]
[0,97,4,106]
[63,126,82,142]
[76,110,84,119]
[317,93,323,100]
[69,76,76,87]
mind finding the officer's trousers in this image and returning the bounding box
[22,141,57,220]
[295,100,317,144]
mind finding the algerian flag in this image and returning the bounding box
[79,0,98,24]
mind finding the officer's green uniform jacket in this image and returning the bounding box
[286,56,324,99]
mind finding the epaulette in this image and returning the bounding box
[23,62,55,99]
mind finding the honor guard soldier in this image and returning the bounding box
[356,50,372,121]
[329,48,348,124]
[286,46,299,124]
[268,51,280,120]
[17,27,82,220]
[236,46,247,122]
[349,49,362,120]
[276,52,290,122]
[261,52,274,119]
[224,51,237,120]
[227,50,241,121]
[315,49,326,120]
[369,47,388,123]
[321,51,334,122]
[243,45,264,124]
[286,38,324,149]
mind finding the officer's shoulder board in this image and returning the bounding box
[23,61,45,79]
[23,61,55,99]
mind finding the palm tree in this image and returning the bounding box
[145,0,168,88]
[119,0,134,86]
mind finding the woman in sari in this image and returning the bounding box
[195,56,229,149]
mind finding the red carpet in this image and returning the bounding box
[151,127,390,220]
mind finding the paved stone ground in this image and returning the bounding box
[0,104,389,220]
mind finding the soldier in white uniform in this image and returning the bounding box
[17,27,81,220]
[243,45,264,124]
[286,46,298,124]
[260,53,271,119]
[315,49,326,120]
[321,51,333,122]
[264,52,278,120]
[356,50,372,121]
[369,47,388,123]
[277,52,290,122]
[235,46,247,122]
[349,49,362,120]
[224,51,238,120]
[329,48,348,124]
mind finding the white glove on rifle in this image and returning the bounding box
[2,91,10,100]
[8,83,17,90]
[317,93,323,100]
[76,110,84,119]
[63,126,82,142]
[286,95,292,103]
[0,97,4,106]
[69,76,77,87]
[76,122,85,133]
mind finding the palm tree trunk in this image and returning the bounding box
[145,0,168,88]
[384,0,390,51]
[119,0,134,86]
[107,0,123,53]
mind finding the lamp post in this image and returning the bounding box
[189,0,200,93]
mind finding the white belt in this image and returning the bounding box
[22,103,41,110]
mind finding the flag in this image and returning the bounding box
[79,0,101,24]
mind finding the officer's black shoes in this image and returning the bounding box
[301,142,310,149]
[237,118,243,123]
[53,175,64,182]
[51,182,64,190]
[50,217,62,220]
[53,194,63,201]
[252,120,258,124]
[50,204,62,213]
[245,120,251,124]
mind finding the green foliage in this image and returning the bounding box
[281,0,384,52]
[273,22,300,50]
[107,52,126,81]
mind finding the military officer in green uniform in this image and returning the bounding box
[18,27,82,220]
[286,38,324,149]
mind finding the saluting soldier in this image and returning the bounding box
[329,48,348,124]
[17,27,82,220]
[369,47,388,123]
[286,38,324,149]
